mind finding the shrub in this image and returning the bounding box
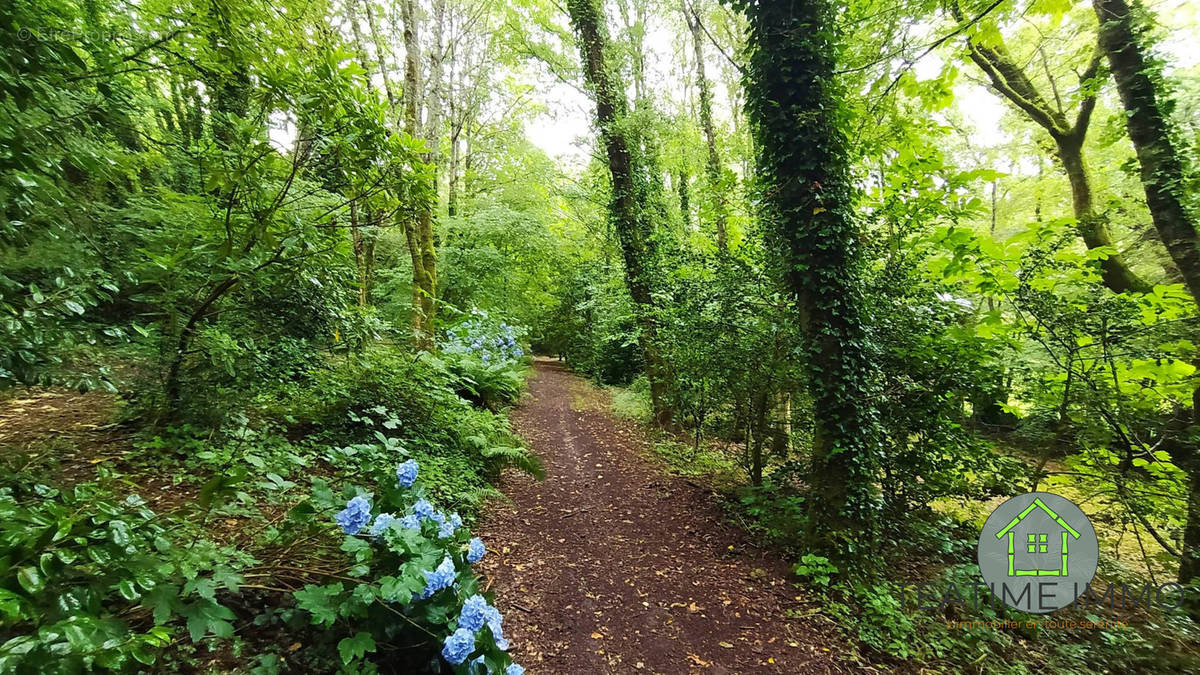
[292,458,527,673]
[0,479,242,671]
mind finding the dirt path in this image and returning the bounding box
[478,361,850,674]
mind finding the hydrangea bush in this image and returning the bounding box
[440,313,531,411]
[296,458,524,673]
[442,312,527,365]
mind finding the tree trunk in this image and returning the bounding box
[950,2,1150,294]
[1094,0,1200,303]
[1094,0,1200,595]
[360,0,399,119]
[165,276,240,411]
[677,170,690,229]
[737,0,882,549]
[401,0,433,348]
[566,0,674,428]
[350,201,366,307]
[1057,133,1147,293]
[415,0,446,348]
[1180,452,1200,587]
[685,3,728,252]
[448,129,461,217]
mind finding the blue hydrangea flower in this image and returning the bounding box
[439,519,457,539]
[369,512,396,538]
[483,605,508,650]
[429,510,447,525]
[335,496,372,535]
[400,514,420,529]
[419,556,456,599]
[506,665,525,675]
[467,537,486,564]
[413,498,436,520]
[458,594,489,632]
[442,627,475,665]
[395,459,418,487]
[450,512,463,529]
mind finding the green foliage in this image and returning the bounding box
[5,0,1200,670]
[734,0,885,544]
[792,554,838,589]
[288,462,520,673]
[0,479,242,671]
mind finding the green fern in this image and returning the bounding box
[481,445,545,479]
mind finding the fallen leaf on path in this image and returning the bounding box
[591,632,604,639]
[719,641,734,648]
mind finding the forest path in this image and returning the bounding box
[477,360,850,674]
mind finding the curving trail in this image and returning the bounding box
[477,360,850,674]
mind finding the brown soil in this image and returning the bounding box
[0,388,196,512]
[478,361,854,674]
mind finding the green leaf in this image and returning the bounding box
[131,643,157,665]
[338,632,376,664]
[0,589,24,619]
[293,583,343,626]
[17,567,43,594]
[118,579,140,600]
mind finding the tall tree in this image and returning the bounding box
[401,0,438,349]
[949,3,1151,294]
[566,0,674,427]
[732,0,882,548]
[417,0,447,345]
[684,2,729,251]
[1093,0,1200,589]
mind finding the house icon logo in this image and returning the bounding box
[978,492,1098,613]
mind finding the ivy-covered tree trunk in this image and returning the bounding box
[1093,0,1200,591]
[733,0,882,548]
[1094,0,1200,303]
[566,0,674,428]
[685,3,728,252]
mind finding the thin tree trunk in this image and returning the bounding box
[685,3,728,252]
[401,0,431,346]
[350,201,367,307]
[677,170,690,229]
[448,126,461,216]
[360,0,399,118]
[566,0,674,428]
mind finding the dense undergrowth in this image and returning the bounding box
[0,326,538,673]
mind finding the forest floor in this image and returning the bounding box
[477,360,853,674]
